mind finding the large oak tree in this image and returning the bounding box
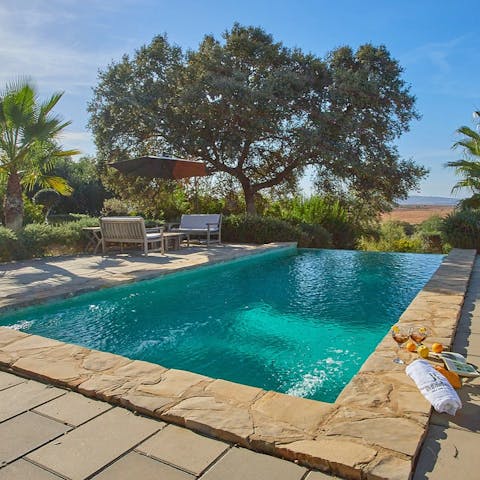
[89,25,427,214]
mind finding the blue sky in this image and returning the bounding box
[1,0,479,198]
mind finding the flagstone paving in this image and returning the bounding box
[0,247,479,479]
[413,256,480,480]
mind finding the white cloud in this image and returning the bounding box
[401,37,465,73]
[0,0,148,158]
[400,35,480,99]
[1,14,97,91]
[58,131,95,157]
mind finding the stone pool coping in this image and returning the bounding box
[0,247,476,480]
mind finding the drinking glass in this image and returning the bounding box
[410,326,429,345]
[391,325,410,364]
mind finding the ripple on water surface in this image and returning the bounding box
[0,249,442,402]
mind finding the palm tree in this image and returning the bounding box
[0,79,78,231]
[447,111,480,209]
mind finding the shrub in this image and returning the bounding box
[417,215,443,234]
[33,189,61,222]
[19,223,83,257]
[101,198,135,217]
[222,214,332,247]
[23,195,44,224]
[274,196,357,248]
[358,221,423,253]
[440,209,480,250]
[0,227,21,261]
[0,216,100,261]
[297,223,333,248]
[416,215,445,253]
[48,214,99,226]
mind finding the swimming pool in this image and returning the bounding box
[0,248,442,402]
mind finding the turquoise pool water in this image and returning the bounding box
[0,249,442,402]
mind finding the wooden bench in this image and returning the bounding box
[170,214,222,246]
[100,217,163,256]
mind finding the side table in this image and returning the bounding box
[82,227,102,254]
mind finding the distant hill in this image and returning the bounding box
[397,196,459,206]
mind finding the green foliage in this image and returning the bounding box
[417,215,443,234]
[440,209,480,250]
[33,188,60,222]
[358,216,451,254]
[0,216,99,261]
[358,221,423,253]
[22,194,44,224]
[446,112,480,209]
[19,219,98,257]
[50,156,108,215]
[101,198,135,217]
[416,215,445,253]
[89,25,425,215]
[222,214,332,248]
[0,227,20,261]
[271,196,357,248]
[297,223,333,248]
[0,79,78,230]
[33,189,60,208]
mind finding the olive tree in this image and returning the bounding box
[89,25,427,215]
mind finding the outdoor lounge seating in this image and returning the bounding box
[170,214,222,246]
[100,216,163,255]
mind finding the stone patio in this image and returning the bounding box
[0,246,478,479]
[0,371,331,479]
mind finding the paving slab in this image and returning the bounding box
[33,391,112,426]
[199,447,307,480]
[304,472,337,479]
[430,381,480,432]
[413,424,480,479]
[0,381,65,422]
[136,424,229,475]
[0,412,70,466]
[92,452,195,480]
[27,407,162,480]
[0,371,25,391]
[452,330,480,358]
[0,459,62,479]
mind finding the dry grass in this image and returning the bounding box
[381,205,454,224]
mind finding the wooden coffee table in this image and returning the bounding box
[163,232,188,251]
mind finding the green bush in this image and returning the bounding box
[417,215,443,234]
[222,214,332,247]
[416,215,445,253]
[0,227,21,261]
[0,216,100,261]
[19,223,82,257]
[33,189,61,222]
[440,209,480,250]
[358,221,423,253]
[297,223,333,248]
[101,198,135,217]
[48,214,99,227]
[271,196,357,248]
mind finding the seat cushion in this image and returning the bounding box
[146,233,162,240]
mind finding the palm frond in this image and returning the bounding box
[44,176,73,195]
[52,148,81,158]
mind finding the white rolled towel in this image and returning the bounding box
[405,359,462,416]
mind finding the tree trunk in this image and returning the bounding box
[4,172,24,232]
[242,184,257,215]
